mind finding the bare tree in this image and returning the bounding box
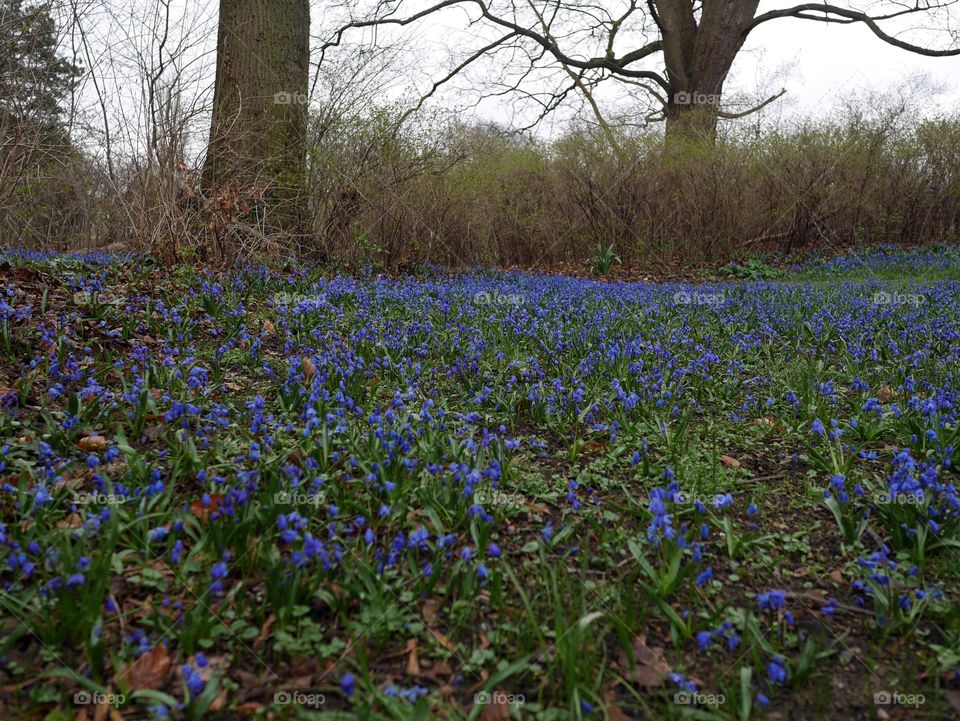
[322,0,960,142]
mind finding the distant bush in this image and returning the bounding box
[303,107,960,270]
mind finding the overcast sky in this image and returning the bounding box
[68,0,960,156]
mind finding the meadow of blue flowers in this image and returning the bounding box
[0,246,958,719]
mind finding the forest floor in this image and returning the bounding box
[1,245,960,720]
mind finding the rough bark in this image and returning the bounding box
[202,0,310,245]
[655,0,760,142]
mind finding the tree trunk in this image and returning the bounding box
[655,0,759,143]
[202,0,310,248]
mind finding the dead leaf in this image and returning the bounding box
[830,569,843,584]
[629,636,672,688]
[603,685,631,721]
[429,629,456,653]
[720,454,741,468]
[422,598,441,626]
[478,689,510,721]
[405,638,420,676]
[235,702,263,714]
[93,697,109,721]
[117,645,171,691]
[944,689,960,716]
[191,493,225,523]
[209,689,228,712]
[302,357,316,379]
[877,384,896,403]
[57,513,83,529]
[262,320,275,334]
[78,435,107,452]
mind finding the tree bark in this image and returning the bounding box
[655,0,759,143]
[202,0,310,246]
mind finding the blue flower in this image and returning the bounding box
[340,672,356,697]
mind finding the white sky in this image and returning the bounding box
[66,0,960,157]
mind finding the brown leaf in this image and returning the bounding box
[944,689,960,716]
[720,454,741,469]
[117,645,171,691]
[478,689,510,721]
[429,629,456,653]
[235,702,263,714]
[604,685,631,721]
[877,384,896,403]
[262,320,275,334]
[302,357,316,379]
[78,435,107,452]
[422,598,441,626]
[405,638,420,676]
[57,513,83,529]
[629,636,672,688]
[209,690,228,712]
[191,493,225,523]
[830,569,843,584]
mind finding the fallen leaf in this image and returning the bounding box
[830,569,843,584]
[209,689,228,712]
[720,454,741,468]
[603,685,631,721]
[877,384,896,403]
[944,689,960,716]
[422,598,441,626]
[117,645,171,690]
[629,636,672,688]
[429,629,456,653]
[302,357,316,379]
[78,435,107,452]
[191,494,225,523]
[57,513,83,529]
[478,689,510,720]
[93,698,109,721]
[262,320,275,334]
[405,638,420,676]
